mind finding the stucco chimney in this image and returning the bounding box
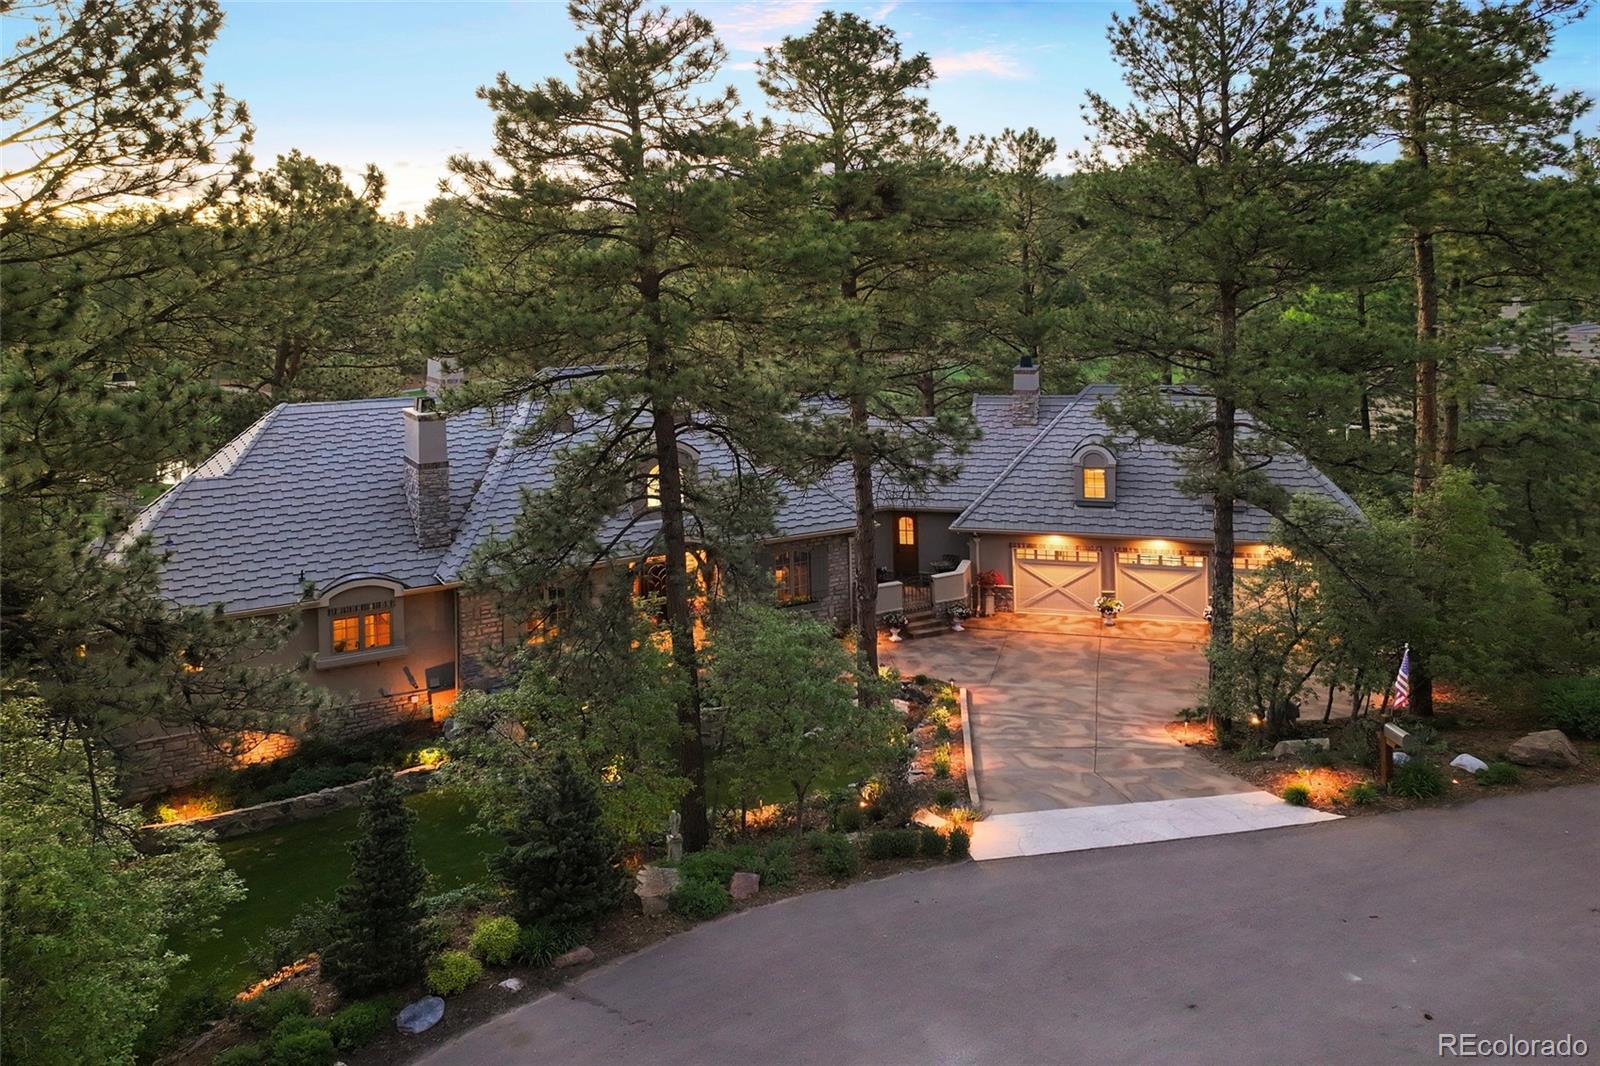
[424,357,464,397]
[403,397,452,548]
[1012,355,1041,426]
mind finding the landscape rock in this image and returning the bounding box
[641,894,669,916]
[1506,730,1581,769]
[635,864,681,898]
[396,996,445,1035]
[730,871,760,900]
[1272,737,1330,760]
[553,945,595,969]
[1449,753,1489,774]
[497,978,524,992]
[1391,751,1410,766]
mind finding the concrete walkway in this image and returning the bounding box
[415,786,1600,1066]
[883,625,1254,814]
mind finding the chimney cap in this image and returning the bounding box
[1018,354,1036,369]
[414,395,437,414]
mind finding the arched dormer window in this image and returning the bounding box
[640,444,699,513]
[1075,444,1116,506]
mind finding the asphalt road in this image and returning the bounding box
[418,786,1600,1065]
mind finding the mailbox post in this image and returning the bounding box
[1379,721,1409,786]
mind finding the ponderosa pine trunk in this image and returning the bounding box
[1405,74,1438,717]
[642,264,710,850]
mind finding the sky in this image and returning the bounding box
[209,0,1600,216]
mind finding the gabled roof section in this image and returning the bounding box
[123,398,505,612]
[949,385,1360,539]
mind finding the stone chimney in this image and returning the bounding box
[403,397,452,548]
[424,357,464,397]
[1012,355,1041,426]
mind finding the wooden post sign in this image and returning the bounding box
[1378,722,1409,786]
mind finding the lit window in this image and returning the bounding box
[331,615,361,653]
[329,600,396,655]
[644,463,661,510]
[363,609,392,648]
[773,550,813,605]
[897,516,915,546]
[1083,467,1107,499]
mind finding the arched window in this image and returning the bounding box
[644,463,662,510]
[1074,444,1116,505]
[897,515,916,546]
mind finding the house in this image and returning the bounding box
[117,358,1358,796]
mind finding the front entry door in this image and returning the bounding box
[892,514,919,578]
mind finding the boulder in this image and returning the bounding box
[1272,737,1330,760]
[1391,751,1410,766]
[730,871,760,900]
[1506,730,1581,769]
[553,945,595,969]
[497,977,524,992]
[635,864,680,901]
[1449,753,1489,774]
[396,996,445,1036]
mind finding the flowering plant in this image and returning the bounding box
[882,612,908,630]
[977,569,1007,588]
[1094,593,1124,617]
[944,602,973,620]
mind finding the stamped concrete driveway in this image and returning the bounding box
[883,622,1253,814]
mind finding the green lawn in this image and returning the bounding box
[170,789,496,1001]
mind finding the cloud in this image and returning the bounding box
[931,47,1027,80]
[711,0,826,51]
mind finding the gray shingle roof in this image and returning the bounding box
[949,385,1361,539]
[127,385,1359,612]
[122,399,505,612]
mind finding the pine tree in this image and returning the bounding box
[1069,0,1372,721]
[433,0,792,851]
[758,11,998,673]
[493,753,623,931]
[1343,0,1592,714]
[322,772,429,997]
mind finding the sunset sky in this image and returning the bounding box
[210,0,1600,215]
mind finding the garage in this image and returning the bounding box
[1013,546,1103,615]
[1114,548,1208,621]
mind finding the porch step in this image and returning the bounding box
[901,608,953,639]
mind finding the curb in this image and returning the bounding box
[960,686,980,808]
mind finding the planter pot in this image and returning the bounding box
[888,628,904,642]
[950,622,965,632]
[1101,613,1117,627]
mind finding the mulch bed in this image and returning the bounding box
[1174,688,1600,817]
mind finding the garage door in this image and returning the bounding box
[1013,547,1102,615]
[1115,549,1208,621]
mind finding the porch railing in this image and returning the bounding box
[875,580,904,615]
[929,559,971,608]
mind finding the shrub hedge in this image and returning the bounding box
[425,951,482,997]
[1542,677,1600,740]
[669,878,730,920]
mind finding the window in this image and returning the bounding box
[331,615,360,653]
[897,516,916,546]
[1116,549,1204,568]
[525,588,568,645]
[773,549,813,605]
[328,601,394,654]
[1014,546,1098,563]
[644,463,662,510]
[1082,466,1107,499]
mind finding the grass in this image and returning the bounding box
[169,790,495,1003]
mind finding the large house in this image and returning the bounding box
[118,359,1358,796]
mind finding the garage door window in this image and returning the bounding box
[1015,546,1099,563]
[1116,550,1203,568]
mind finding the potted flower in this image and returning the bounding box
[882,611,908,642]
[1094,592,1123,627]
[945,602,973,632]
[977,569,1006,615]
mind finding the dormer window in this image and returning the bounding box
[1083,466,1107,500]
[1074,444,1117,506]
[317,581,406,667]
[639,445,698,514]
[644,463,662,510]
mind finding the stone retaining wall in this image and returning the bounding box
[141,765,437,841]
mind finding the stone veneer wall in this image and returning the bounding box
[458,589,507,689]
[782,533,853,628]
[116,692,439,801]
[404,456,453,549]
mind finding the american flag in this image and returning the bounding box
[1392,645,1411,710]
